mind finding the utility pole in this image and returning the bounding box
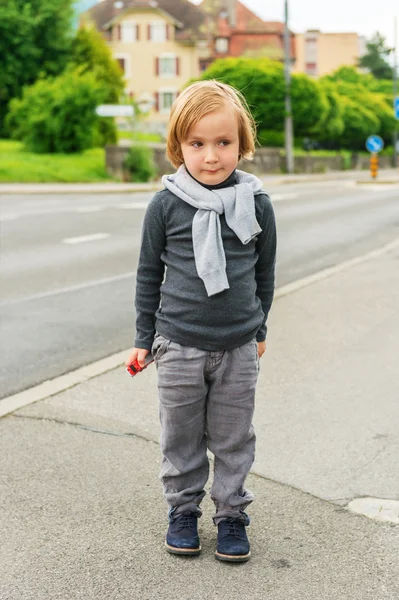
[393,16,398,168]
[284,0,294,173]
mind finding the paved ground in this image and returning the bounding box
[2,174,399,398]
[1,237,398,599]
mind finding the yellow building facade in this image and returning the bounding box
[84,1,207,131]
[294,30,366,77]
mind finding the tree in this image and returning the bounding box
[197,57,327,137]
[0,0,74,135]
[358,33,393,80]
[71,27,124,103]
[70,26,126,144]
[314,80,345,145]
[7,69,107,153]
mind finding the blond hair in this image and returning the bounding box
[166,80,256,169]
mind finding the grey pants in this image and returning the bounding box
[152,334,259,524]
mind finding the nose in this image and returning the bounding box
[204,146,218,163]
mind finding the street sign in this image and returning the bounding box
[394,97,399,120]
[95,104,134,117]
[365,135,384,153]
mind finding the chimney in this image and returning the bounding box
[225,0,236,28]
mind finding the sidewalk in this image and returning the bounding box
[1,242,399,599]
[1,168,398,194]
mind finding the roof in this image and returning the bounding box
[199,0,283,34]
[84,0,207,41]
[197,0,295,39]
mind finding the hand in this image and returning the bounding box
[257,341,266,358]
[125,347,149,368]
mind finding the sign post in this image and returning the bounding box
[365,135,384,179]
[95,105,134,117]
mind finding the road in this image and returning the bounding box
[1,179,399,398]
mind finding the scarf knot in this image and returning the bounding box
[162,165,264,296]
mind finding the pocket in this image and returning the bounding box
[151,334,170,362]
[253,339,260,372]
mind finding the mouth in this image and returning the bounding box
[204,169,220,174]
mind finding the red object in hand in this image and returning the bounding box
[126,354,154,377]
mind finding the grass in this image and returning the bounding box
[0,140,115,183]
[118,130,163,143]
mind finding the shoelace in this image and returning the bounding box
[223,519,243,538]
[175,514,197,531]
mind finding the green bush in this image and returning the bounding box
[123,145,156,182]
[6,69,107,153]
[257,130,284,147]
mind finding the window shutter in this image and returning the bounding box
[117,58,125,74]
[155,92,159,112]
[117,24,121,41]
[136,24,139,40]
[148,24,151,40]
[176,57,180,76]
[155,57,159,76]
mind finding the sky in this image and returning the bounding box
[193,0,398,51]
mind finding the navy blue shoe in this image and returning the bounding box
[215,517,251,562]
[165,511,201,556]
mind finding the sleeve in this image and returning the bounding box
[254,195,277,342]
[134,193,166,350]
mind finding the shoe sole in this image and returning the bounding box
[165,542,201,556]
[215,551,251,563]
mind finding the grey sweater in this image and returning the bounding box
[134,171,277,352]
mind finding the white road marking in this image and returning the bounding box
[2,236,399,416]
[0,214,18,221]
[0,271,136,307]
[270,193,298,202]
[116,202,149,210]
[76,207,105,213]
[62,233,110,244]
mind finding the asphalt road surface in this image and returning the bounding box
[1,179,399,398]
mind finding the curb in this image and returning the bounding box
[0,183,163,195]
[1,170,398,194]
[356,180,399,185]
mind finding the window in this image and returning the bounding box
[215,37,229,53]
[305,62,317,76]
[150,21,167,42]
[158,55,179,77]
[157,90,177,113]
[121,22,137,42]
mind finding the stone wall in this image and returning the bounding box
[105,144,394,181]
[350,153,392,170]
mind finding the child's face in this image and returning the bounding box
[181,105,240,185]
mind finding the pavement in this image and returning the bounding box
[1,168,399,194]
[1,234,399,599]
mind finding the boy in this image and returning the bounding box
[125,80,276,562]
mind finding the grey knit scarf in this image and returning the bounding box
[162,165,264,296]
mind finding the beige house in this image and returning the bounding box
[294,30,366,77]
[84,0,208,131]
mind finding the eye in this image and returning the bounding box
[219,140,231,146]
[191,141,202,148]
